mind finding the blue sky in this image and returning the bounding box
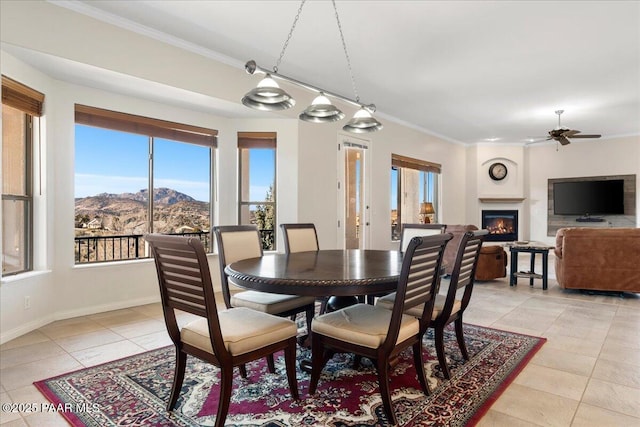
[75,125,274,202]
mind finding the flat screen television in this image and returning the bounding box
[553,179,624,215]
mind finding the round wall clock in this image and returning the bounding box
[488,162,508,181]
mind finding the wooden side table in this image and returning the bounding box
[507,242,554,290]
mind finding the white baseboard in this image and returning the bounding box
[0,315,56,345]
[53,296,161,320]
[0,295,161,345]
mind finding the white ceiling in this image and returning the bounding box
[45,1,640,145]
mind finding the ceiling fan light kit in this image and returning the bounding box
[241,0,382,133]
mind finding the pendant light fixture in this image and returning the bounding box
[241,0,382,133]
[343,107,384,133]
[299,93,345,123]
[241,74,295,111]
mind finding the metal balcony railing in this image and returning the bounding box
[74,229,274,264]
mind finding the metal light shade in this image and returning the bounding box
[420,202,435,215]
[299,94,345,123]
[343,107,383,133]
[242,74,296,111]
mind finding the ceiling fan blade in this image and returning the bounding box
[558,136,571,145]
[569,134,601,139]
[525,137,552,145]
[563,129,580,137]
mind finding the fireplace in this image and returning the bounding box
[481,210,518,242]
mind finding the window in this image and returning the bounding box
[2,76,43,275]
[238,132,276,250]
[391,154,441,241]
[74,105,217,263]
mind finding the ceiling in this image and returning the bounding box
[38,1,640,144]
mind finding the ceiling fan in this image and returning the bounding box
[528,110,602,146]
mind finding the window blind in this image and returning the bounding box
[75,104,218,147]
[237,131,277,149]
[1,75,44,117]
[391,154,441,174]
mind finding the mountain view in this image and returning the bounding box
[74,187,210,236]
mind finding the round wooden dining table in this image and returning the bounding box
[224,249,403,306]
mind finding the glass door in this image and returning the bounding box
[337,136,370,249]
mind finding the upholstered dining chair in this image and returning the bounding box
[399,223,447,252]
[309,233,452,425]
[280,222,330,314]
[145,234,299,427]
[377,229,487,379]
[213,225,316,339]
[430,229,486,378]
[280,223,319,253]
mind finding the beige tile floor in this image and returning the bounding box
[1,258,639,426]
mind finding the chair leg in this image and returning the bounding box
[215,364,234,427]
[309,335,327,394]
[413,341,430,395]
[434,326,451,380]
[353,355,364,369]
[305,305,314,336]
[376,357,397,426]
[238,364,248,378]
[319,298,328,315]
[267,354,276,373]
[454,317,469,360]
[167,347,187,411]
[284,337,299,400]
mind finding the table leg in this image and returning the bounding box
[529,252,536,287]
[510,249,517,286]
[542,251,548,290]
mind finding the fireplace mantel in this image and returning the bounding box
[479,197,525,203]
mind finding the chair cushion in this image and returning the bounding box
[375,293,461,319]
[311,303,419,349]
[286,228,319,252]
[220,230,262,264]
[181,307,297,356]
[231,290,315,314]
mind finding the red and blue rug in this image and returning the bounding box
[35,324,544,426]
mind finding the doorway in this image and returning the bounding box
[337,136,370,249]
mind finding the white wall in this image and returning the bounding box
[526,136,640,244]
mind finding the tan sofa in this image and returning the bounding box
[554,227,640,293]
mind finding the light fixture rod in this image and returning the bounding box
[245,60,376,113]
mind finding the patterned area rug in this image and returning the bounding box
[35,324,544,426]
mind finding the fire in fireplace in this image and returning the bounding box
[481,210,518,242]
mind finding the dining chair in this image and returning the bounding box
[430,229,487,379]
[280,222,330,315]
[280,223,319,253]
[308,233,452,425]
[213,225,316,339]
[376,229,487,379]
[145,234,299,427]
[399,223,447,252]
